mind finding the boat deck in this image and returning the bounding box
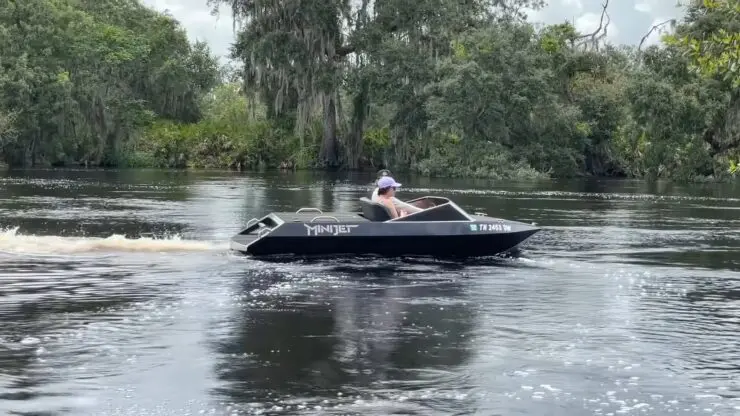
[271,211,370,223]
[269,212,503,224]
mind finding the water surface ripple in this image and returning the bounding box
[0,170,738,415]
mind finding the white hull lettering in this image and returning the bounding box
[304,224,359,236]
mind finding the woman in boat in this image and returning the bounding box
[375,176,407,218]
[371,169,436,214]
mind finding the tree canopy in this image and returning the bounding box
[1,0,739,181]
[200,0,739,180]
[0,0,219,166]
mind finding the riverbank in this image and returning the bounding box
[2,160,736,184]
[118,114,738,183]
[118,118,550,181]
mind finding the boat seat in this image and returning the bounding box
[359,197,392,222]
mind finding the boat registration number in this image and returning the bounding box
[470,223,511,232]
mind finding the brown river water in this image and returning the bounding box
[0,169,738,415]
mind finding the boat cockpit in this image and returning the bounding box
[358,196,474,222]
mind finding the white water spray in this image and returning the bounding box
[0,226,223,255]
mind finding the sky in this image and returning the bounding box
[141,0,688,63]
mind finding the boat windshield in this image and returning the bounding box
[390,197,471,222]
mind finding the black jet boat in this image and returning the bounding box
[230,196,540,258]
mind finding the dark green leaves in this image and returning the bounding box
[0,0,219,166]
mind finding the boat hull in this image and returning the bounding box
[230,212,539,258]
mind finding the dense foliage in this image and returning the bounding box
[1,0,738,181]
[0,0,219,166]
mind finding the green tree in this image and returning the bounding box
[209,0,546,168]
[665,0,740,166]
[0,0,219,167]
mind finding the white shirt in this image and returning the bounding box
[371,188,380,202]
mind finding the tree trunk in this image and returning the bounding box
[347,78,369,169]
[28,132,37,167]
[320,93,339,168]
[704,90,740,158]
[95,97,107,166]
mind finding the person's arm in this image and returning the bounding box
[392,197,422,214]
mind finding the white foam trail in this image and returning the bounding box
[0,227,223,254]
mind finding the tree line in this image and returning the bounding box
[1,0,738,181]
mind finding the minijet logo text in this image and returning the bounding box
[304,224,359,236]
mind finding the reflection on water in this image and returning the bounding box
[0,169,739,415]
[212,263,475,414]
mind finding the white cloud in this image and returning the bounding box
[142,0,236,61]
[145,0,187,15]
[634,1,652,13]
[522,5,548,24]
[562,0,584,10]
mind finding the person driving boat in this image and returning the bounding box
[371,173,424,215]
[375,176,408,218]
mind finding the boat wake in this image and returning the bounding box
[0,226,224,255]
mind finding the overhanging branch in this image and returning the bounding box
[638,19,676,52]
[574,0,610,50]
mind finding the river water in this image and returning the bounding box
[0,169,738,416]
